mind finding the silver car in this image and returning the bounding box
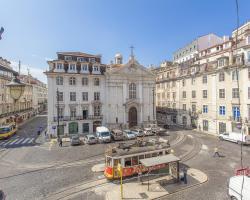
[70,135,81,146]
[131,129,144,137]
[84,134,97,145]
[123,130,136,140]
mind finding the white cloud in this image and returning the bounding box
[10,61,47,84]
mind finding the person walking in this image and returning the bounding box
[59,138,63,147]
[183,167,188,184]
[213,146,220,157]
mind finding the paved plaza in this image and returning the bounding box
[0,115,249,200]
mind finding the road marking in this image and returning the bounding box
[27,138,34,144]
[3,140,13,146]
[9,139,19,145]
[187,135,194,138]
[15,138,24,144]
[22,138,30,144]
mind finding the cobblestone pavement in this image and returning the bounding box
[0,126,249,200]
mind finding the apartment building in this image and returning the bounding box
[173,33,223,64]
[19,75,47,114]
[154,21,250,135]
[45,52,155,136]
[0,57,47,126]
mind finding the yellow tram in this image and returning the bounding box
[104,138,180,180]
[0,123,17,139]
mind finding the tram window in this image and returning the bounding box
[131,156,138,165]
[125,157,131,167]
[152,153,158,157]
[165,150,169,154]
[114,159,120,166]
[159,151,163,156]
[106,157,112,166]
[139,155,144,160]
[145,154,151,158]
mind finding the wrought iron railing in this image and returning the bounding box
[53,115,103,122]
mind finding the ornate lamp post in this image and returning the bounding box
[6,75,25,125]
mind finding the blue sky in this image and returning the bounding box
[0,0,250,83]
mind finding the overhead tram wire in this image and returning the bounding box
[234,0,244,199]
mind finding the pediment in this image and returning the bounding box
[106,58,155,78]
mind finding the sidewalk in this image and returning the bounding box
[104,168,207,200]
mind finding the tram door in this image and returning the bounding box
[113,159,121,178]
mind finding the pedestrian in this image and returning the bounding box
[59,138,63,147]
[44,130,47,136]
[183,167,188,184]
[213,146,220,157]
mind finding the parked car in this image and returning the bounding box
[228,175,250,200]
[123,130,136,140]
[84,134,97,145]
[111,129,124,141]
[219,132,250,145]
[131,129,144,137]
[70,135,81,146]
[143,127,155,136]
[96,126,111,143]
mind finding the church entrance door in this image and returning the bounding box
[128,107,137,128]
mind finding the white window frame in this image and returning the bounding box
[129,83,136,99]
[65,56,72,61]
[69,64,76,71]
[81,64,88,72]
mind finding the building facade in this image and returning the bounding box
[19,75,48,114]
[154,21,250,135]
[45,52,155,136]
[0,58,48,126]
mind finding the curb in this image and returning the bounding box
[153,175,209,200]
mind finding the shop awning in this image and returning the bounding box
[140,154,180,167]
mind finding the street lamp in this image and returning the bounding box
[6,75,25,125]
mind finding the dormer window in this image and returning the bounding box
[65,56,72,61]
[81,64,88,71]
[69,64,76,71]
[90,58,96,63]
[77,57,85,62]
[93,65,99,72]
[56,63,63,70]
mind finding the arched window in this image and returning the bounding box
[129,83,136,99]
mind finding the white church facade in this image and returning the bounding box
[45,51,155,136]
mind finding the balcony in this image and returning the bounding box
[53,115,103,122]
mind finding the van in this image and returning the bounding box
[228,175,250,200]
[219,132,250,145]
[96,126,111,143]
[111,129,124,141]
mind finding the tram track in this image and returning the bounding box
[43,132,198,200]
[179,135,202,162]
[0,153,105,180]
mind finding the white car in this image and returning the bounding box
[131,129,144,137]
[228,175,250,200]
[219,132,250,145]
[143,128,155,136]
[123,130,136,140]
